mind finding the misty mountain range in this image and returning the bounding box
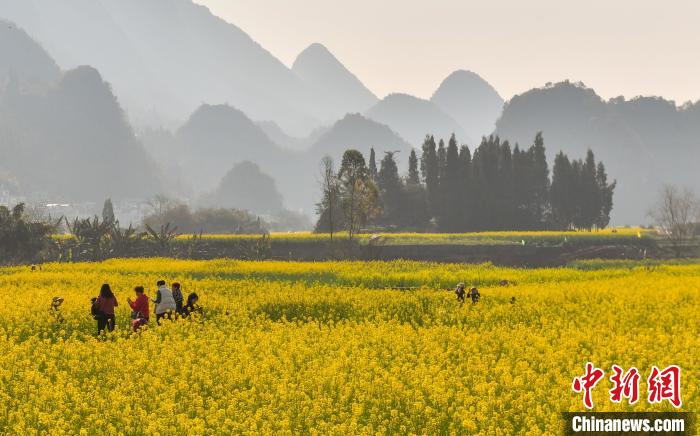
[0,0,698,224]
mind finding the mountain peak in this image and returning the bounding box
[0,19,61,84]
[431,69,504,140]
[294,42,333,62]
[438,69,490,87]
[292,42,377,120]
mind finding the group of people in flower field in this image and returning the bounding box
[454,283,481,305]
[91,280,202,334]
[81,279,484,334]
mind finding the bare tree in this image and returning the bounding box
[145,194,176,228]
[316,156,340,241]
[648,185,700,257]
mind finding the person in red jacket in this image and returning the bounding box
[95,284,118,334]
[127,286,149,331]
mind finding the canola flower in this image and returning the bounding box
[0,258,696,434]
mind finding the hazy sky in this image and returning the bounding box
[195,0,699,104]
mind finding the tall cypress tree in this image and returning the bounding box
[528,132,550,226]
[405,148,430,230]
[377,152,403,226]
[439,134,462,231]
[551,152,574,229]
[458,144,472,231]
[407,149,420,186]
[595,161,616,229]
[471,136,501,230]
[420,135,439,219]
[435,138,448,223]
[368,147,378,181]
[437,139,447,180]
[496,141,515,229]
[572,159,587,228]
[511,144,531,227]
[102,198,115,224]
[580,149,599,230]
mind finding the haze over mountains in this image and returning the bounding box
[366,93,470,147]
[0,0,698,225]
[0,20,59,85]
[431,70,504,142]
[0,20,162,202]
[495,81,700,223]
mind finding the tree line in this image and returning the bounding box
[316,133,615,234]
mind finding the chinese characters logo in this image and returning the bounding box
[572,363,681,409]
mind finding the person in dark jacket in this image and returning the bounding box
[171,282,184,316]
[181,292,202,318]
[469,287,481,305]
[455,283,466,304]
[95,284,118,334]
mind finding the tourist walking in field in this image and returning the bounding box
[127,286,150,331]
[94,284,118,334]
[469,287,481,304]
[171,282,184,315]
[152,280,176,324]
[455,283,466,304]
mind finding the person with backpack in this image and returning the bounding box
[469,287,481,305]
[152,280,176,324]
[455,283,466,304]
[94,284,118,334]
[127,286,149,331]
[171,282,184,316]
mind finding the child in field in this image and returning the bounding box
[455,283,466,304]
[152,280,176,324]
[94,284,118,334]
[127,286,149,331]
[468,287,481,304]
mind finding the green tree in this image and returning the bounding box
[496,140,515,229]
[407,149,420,186]
[580,149,600,229]
[570,159,585,228]
[439,134,463,231]
[338,150,380,238]
[368,147,378,181]
[404,148,430,230]
[528,132,550,226]
[550,152,575,229]
[458,144,472,230]
[596,161,616,229]
[0,203,56,263]
[377,152,403,226]
[420,135,439,219]
[511,144,531,226]
[471,136,501,230]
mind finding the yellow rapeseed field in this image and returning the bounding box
[0,259,697,434]
[168,227,654,246]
